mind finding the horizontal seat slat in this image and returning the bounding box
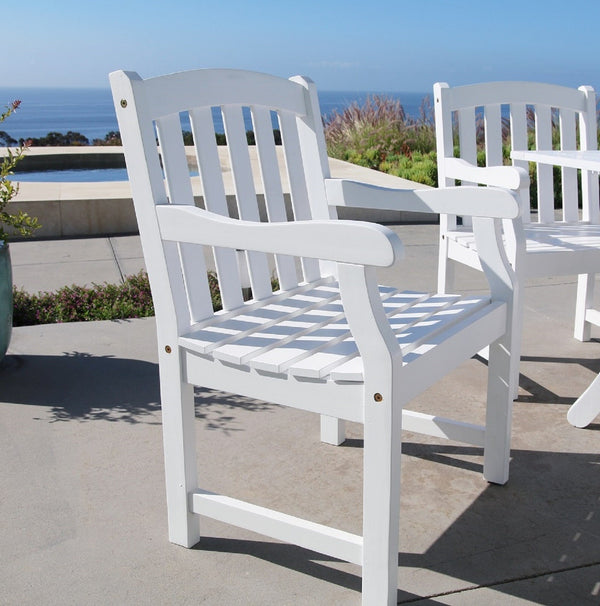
[211,304,347,365]
[329,295,491,382]
[180,283,342,354]
[181,278,501,384]
[448,224,600,255]
[182,282,400,362]
[288,293,456,379]
[186,288,495,382]
[249,291,431,373]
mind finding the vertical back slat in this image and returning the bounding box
[222,106,273,300]
[155,114,213,323]
[457,107,476,227]
[534,104,555,223]
[251,105,299,290]
[559,108,579,222]
[279,110,321,282]
[190,107,244,311]
[509,103,531,221]
[458,107,477,174]
[484,104,503,166]
[156,114,195,204]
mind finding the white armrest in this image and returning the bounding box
[444,158,529,190]
[325,179,520,219]
[156,205,403,268]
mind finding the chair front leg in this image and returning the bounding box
[361,386,402,605]
[483,336,513,485]
[159,352,200,547]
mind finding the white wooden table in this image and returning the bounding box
[512,149,600,427]
[511,149,600,172]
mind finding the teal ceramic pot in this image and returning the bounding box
[0,243,12,361]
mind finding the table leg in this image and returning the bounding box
[567,374,600,428]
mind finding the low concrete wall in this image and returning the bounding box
[10,147,436,239]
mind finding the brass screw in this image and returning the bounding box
[373,393,383,402]
[120,99,128,108]
[165,345,172,354]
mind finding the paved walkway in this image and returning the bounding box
[10,234,145,293]
[2,226,600,605]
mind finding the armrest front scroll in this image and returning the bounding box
[444,158,529,190]
[156,205,403,268]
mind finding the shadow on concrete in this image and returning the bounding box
[518,354,600,406]
[0,351,161,423]
[195,444,600,604]
[194,387,279,435]
[0,352,277,429]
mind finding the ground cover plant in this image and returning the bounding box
[13,271,156,325]
[12,271,280,326]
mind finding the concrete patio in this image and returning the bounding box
[2,222,599,605]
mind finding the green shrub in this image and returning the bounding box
[12,271,282,326]
[324,95,436,166]
[324,95,437,186]
[13,271,155,326]
[379,151,438,187]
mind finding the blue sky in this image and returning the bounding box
[15,0,600,92]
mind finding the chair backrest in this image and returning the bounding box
[434,81,598,224]
[110,69,335,334]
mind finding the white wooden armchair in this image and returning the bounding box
[434,81,600,364]
[110,68,520,604]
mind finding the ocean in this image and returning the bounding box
[0,87,431,143]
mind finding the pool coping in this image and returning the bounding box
[9,146,434,239]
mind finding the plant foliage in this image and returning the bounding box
[323,95,437,186]
[0,101,40,242]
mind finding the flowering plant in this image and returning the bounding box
[0,101,40,243]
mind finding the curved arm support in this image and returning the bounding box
[325,179,521,219]
[156,204,403,267]
[444,158,529,190]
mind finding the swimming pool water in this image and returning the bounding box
[12,168,130,182]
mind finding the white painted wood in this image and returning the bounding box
[189,106,244,311]
[578,86,599,224]
[534,104,555,224]
[443,81,587,112]
[442,158,528,190]
[278,110,321,283]
[559,108,579,222]
[402,410,485,446]
[222,105,273,300]
[156,204,403,267]
[251,105,298,290]
[434,80,600,405]
[325,179,520,218]
[111,68,520,604]
[458,106,477,182]
[159,352,200,547]
[484,104,503,167]
[320,415,347,445]
[509,102,531,221]
[191,489,363,564]
[155,114,214,323]
[567,373,600,427]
